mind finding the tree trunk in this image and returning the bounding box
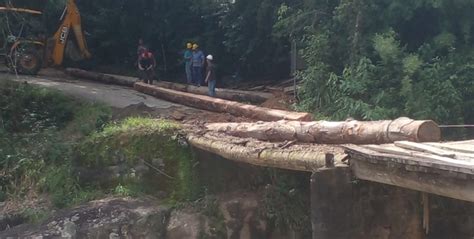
[134,82,312,121]
[154,81,273,104]
[187,132,346,172]
[206,117,441,144]
[66,68,135,87]
[66,68,273,104]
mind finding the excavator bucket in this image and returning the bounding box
[48,0,91,66]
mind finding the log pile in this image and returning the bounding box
[206,117,441,144]
[134,82,312,121]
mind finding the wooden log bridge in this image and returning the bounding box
[65,67,473,203]
[135,82,312,121]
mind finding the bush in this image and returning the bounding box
[0,81,112,208]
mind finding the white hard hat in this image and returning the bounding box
[206,55,213,60]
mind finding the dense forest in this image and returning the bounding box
[9,0,474,124]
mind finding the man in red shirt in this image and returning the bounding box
[138,49,157,85]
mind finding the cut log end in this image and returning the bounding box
[417,121,441,142]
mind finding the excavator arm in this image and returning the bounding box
[49,0,90,66]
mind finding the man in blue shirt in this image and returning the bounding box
[191,44,205,86]
[184,43,193,84]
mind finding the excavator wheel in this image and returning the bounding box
[14,49,43,75]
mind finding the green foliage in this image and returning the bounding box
[99,117,180,137]
[262,169,311,237]
[113,184,133,197]
[21,208,50,224]
[0,81,111,208]
[0,81,74,133]
[77,117,200,202]
[278,0,474,125]
[40,0,293,78]
[40,165,80,208]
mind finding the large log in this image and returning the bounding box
[66,68,135,87]
[134,82,313,121]
[154,81,272,104]
[206,117,441,144]
[187,132,346,172]
[66,68,272,104]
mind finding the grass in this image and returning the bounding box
[0,80,113,208]
[21,208,51,224]
[100,117,181,136]
[76,116,200,202]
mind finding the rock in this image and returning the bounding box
[165,210,204,239]
[0,197,171,239]
[218,192,267,239]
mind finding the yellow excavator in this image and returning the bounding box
[0,0,91,75]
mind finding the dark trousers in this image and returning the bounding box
[208,79,216,97]
[192,66,203,86]
[141,69,155,85]
[185,64,192,84]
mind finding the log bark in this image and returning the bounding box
[154,81,272,104]
[134,82,313,121]
[206,117,441,144]
[187,132,346,172]
[66,68,135,87]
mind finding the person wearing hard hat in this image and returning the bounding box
[191,43,205,86]
[183,43,193,84]
[205,54,217,97]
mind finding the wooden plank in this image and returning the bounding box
[365,144,431,158]
[351,159,474,203]
[394,141,474,162]
[426,142,474,154]
[445,140,474,145]
[426,143,474,154]
[394,141,456,158]
[345,145,474,175]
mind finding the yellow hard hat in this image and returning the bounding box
[192,44,199,50]
[186,43,192,49]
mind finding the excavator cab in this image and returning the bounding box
[0,0,90,75]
